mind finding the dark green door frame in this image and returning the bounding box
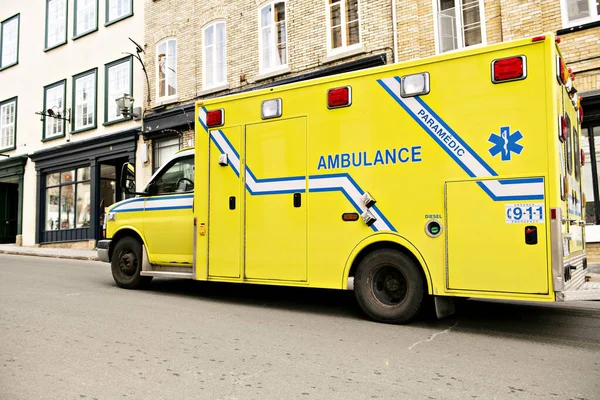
[0,155,27,240]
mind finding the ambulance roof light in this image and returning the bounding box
[532,35,546,42]
[206,109,224,128]
[327,86,352,109]
[491,56,526,83]
[400,73,430,97]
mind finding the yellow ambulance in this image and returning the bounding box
[98,33,598,324]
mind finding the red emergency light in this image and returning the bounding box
[327,86,351,109]
[559,115,567,142]
[581,148,585,166]
[206,109,224,128]
[491,56,525,83]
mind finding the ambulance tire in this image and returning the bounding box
[111,236,152,289]
[354,249,424,324]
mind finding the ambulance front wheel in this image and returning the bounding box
[353,249,425,324]
[111,236,152,289]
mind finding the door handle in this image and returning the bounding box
[229,196,236,210]
[293,193,301,208]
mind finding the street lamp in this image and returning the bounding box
[115,93,138,118]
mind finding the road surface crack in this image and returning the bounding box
[408,321,459,351]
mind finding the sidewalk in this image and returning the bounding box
[0,244,99,261]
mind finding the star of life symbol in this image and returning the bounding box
[488,126,523,161]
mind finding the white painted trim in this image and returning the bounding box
[257,0,289,75]
[320,43,365,64]
[560,0,600,28]
[198,83,230,97]
[255,66,290,82]
[325,0,362,55]
[202,21,227,91]
[155,37,178,103]
[432,0,487,55]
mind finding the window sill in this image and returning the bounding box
[103,116,132,127]
[255,67,291,82]
[557,19,600,35]
[44,41,68,52]
[42,134,66,143]
[321,45,366,64]
[73,27,98,41]
[0,61,18,72]
[154,96,179,108]
[71,125,97,135]
[105,12,134,27]
[198,84,230,97]
[0,145,16,153]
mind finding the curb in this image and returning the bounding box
[0,249,100,262]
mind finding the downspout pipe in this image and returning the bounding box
[392,0,398,63]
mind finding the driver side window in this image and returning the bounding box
[153,156,194,195]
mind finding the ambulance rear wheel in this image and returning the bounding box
[354,249,424,324]
[111,236,152,289]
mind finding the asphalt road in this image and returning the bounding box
[1,254,599,400]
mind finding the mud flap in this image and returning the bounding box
[434,296,456,319]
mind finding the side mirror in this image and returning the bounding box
[120,163,136,194]
[147,182,158,196]
[120,162,148,197]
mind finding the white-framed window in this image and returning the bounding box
[74,0,98,38]
[561,0,600,27]
[259,2,287,73]
[0,97,17,151]
[106,0,133,25]
[157,39,177,101]
[434,0,485,54]
[152,136,182,173]
[1,14,19,69]
[43,80,66,140]
[72,69,97,132]
[326,0,361,53]
[105,56,132,123]
[202,22,227,89]
[46,0,67,50]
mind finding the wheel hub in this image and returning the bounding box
[119,251,137,275]
[372,266,408,306]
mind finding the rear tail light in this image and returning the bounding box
[559,115,568,142]
[551,208,557,220]
[556,56,568,85]
[581,148,585,166]
[491,56,526,83]
[206,109,224,128]
[327,86,352,109]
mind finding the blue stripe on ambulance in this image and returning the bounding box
[199,106,396,232]
[377,77,544,201]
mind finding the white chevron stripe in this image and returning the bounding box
[379,77,544,200]
[199,107,393,232]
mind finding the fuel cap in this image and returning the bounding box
[425,220,442,238]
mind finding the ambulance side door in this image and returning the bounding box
[142,155,195,266]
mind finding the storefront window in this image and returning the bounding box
[45,166,91,231]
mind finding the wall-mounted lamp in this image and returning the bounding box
[115,93,140,119]
[35,107,71,123]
